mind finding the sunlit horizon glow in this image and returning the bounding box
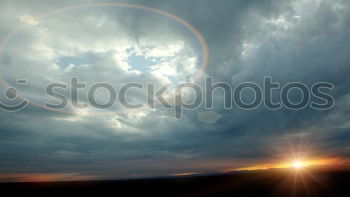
[0,157,347,182]
[230,157,342,172]
[292,161,304,169]
[0,173,99,182]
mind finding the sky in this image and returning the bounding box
[0,0,350,182]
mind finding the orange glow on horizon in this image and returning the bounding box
[0,173,98,182]
[171,172,199,177]
[292,161,304,169]
[227,157,342,172]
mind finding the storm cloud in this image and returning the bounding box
[0,0,349,181]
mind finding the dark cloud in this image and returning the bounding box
[0,0,350,180]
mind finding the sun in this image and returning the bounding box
[292,161,304,169]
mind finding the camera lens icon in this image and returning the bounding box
[0,80,29,112]
[5,87,18,99]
